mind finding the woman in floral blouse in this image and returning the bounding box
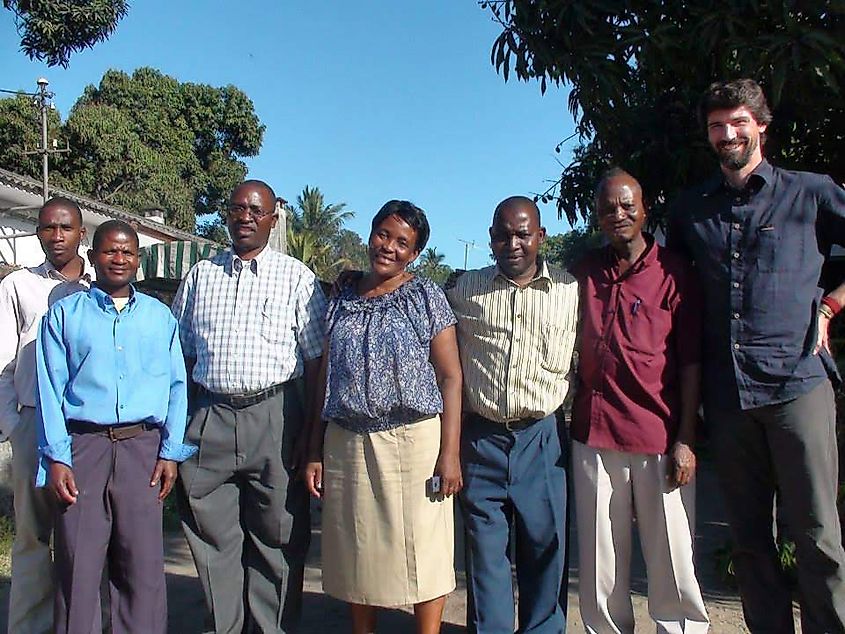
[303,200,462,634]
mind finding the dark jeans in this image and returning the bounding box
[460,413,568,633]
[709,380,845,634]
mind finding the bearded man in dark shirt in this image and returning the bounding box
[668,78,845,633]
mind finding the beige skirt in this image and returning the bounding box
[321,415,456,607]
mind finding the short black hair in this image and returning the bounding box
[236,179,276,204]
[698,79,772,129]
[40,196,83,225]
[370,200,430,252]
[91,219,139,251]
[492,196,541,227]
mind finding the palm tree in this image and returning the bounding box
[289,186,353,240]
[414,247,451,285]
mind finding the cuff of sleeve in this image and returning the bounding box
[158,438,198,463]
[36,439,73,487]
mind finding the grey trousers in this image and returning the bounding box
[709,380,845,634]
[54,427,166,634]
[8,407,54,634]
[178,385,310,634]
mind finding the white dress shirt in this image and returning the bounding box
[0,261,88,440]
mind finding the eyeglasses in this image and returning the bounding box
[226,204,275,222]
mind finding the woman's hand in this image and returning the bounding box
[434,450,463,497]
[302,459,324,499]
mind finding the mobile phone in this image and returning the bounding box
[426,475,442,497]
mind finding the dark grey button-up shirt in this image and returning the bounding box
[667,160,845,411]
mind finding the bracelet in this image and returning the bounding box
[822,296,842,316]
[819,304,835,320]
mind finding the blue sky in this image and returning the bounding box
[0,1,578,268]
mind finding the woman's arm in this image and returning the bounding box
[430,324,463,496]
[301,337,330,498]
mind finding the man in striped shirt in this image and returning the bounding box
[172,180,326,633]
[447,196,579,633]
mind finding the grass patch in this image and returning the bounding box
[0,515,14,577]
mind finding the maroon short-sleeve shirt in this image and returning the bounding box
[570,236,702,454]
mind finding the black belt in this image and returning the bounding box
[468,413,541,432]
[67,421,156,441]
[201,382,287,409]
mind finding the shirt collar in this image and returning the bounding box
[604,233,656,279]
[704,159,773,196]
[227,244,270,275]
[89,284,137,312]
[493,257,552,288]
[35,257,90,283]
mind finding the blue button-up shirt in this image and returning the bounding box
[667,160,845,411]
[36,285,196,486]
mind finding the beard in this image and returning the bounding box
[716,134,758,171]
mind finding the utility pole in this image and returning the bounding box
[457,238,480,270]
[23,78,70,203]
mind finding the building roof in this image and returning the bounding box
[0,166,216,245]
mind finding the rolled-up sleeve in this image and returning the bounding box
[35,307,72,487]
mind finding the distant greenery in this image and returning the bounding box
[540,227,602,270]
[411,247,453,286]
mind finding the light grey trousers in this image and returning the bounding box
[8,406,54,634]
[178,385,310,634]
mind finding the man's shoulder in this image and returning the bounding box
[770,165,836,191]
[446,266,495,294]
[47,288,88,316]
[134,291,174,318]
[544,261,577,286]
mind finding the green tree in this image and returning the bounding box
[4,0,128,67]
[286,186,363,280]
[486,1,845,224]
[0,67,265,232]
[540,228,603,271]
[289,186,354,237]
[413,247,453,286]
[0,94,63,176]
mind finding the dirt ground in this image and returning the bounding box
[1,459,801,632]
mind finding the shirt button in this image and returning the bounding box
[515,314,522,319]
[732,312,740,319]
[733,223,741,230]
[732,252,740,259]
[734,343,740,350]
[120,405,125,410]
[119,374,124,379]
[733,281,740,288]
[116,346,123,351]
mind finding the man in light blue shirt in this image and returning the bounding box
[36,219,195,634]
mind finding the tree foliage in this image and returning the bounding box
[0,67,265,231]
[486,0,845,224]
[540,227,602,271]
[412,247,453,286]
[4,0,128,67]
[286,186,366,280]
[0,94,63,175]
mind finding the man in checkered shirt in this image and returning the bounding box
[172,180,327,634]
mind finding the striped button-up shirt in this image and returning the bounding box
[0,261,88,440]
[172,247,327,394]
[446,261,579,423]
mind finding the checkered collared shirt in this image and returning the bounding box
[172,247,327,394]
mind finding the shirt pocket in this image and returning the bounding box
[755,227,801,273]
[620,303,670,358]
[260,298,292,344]
[541,322,576,373]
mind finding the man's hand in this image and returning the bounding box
[815,312,832,355]
[150,459,177,501]
[302,460,324,499]
[669,441,696,487]
[49,462,78,504]
[434,450,463,497]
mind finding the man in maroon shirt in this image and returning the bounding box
[570,168,709,632]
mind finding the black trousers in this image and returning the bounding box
[709,380,845,634]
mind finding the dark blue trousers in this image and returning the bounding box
[460,413,568,633]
